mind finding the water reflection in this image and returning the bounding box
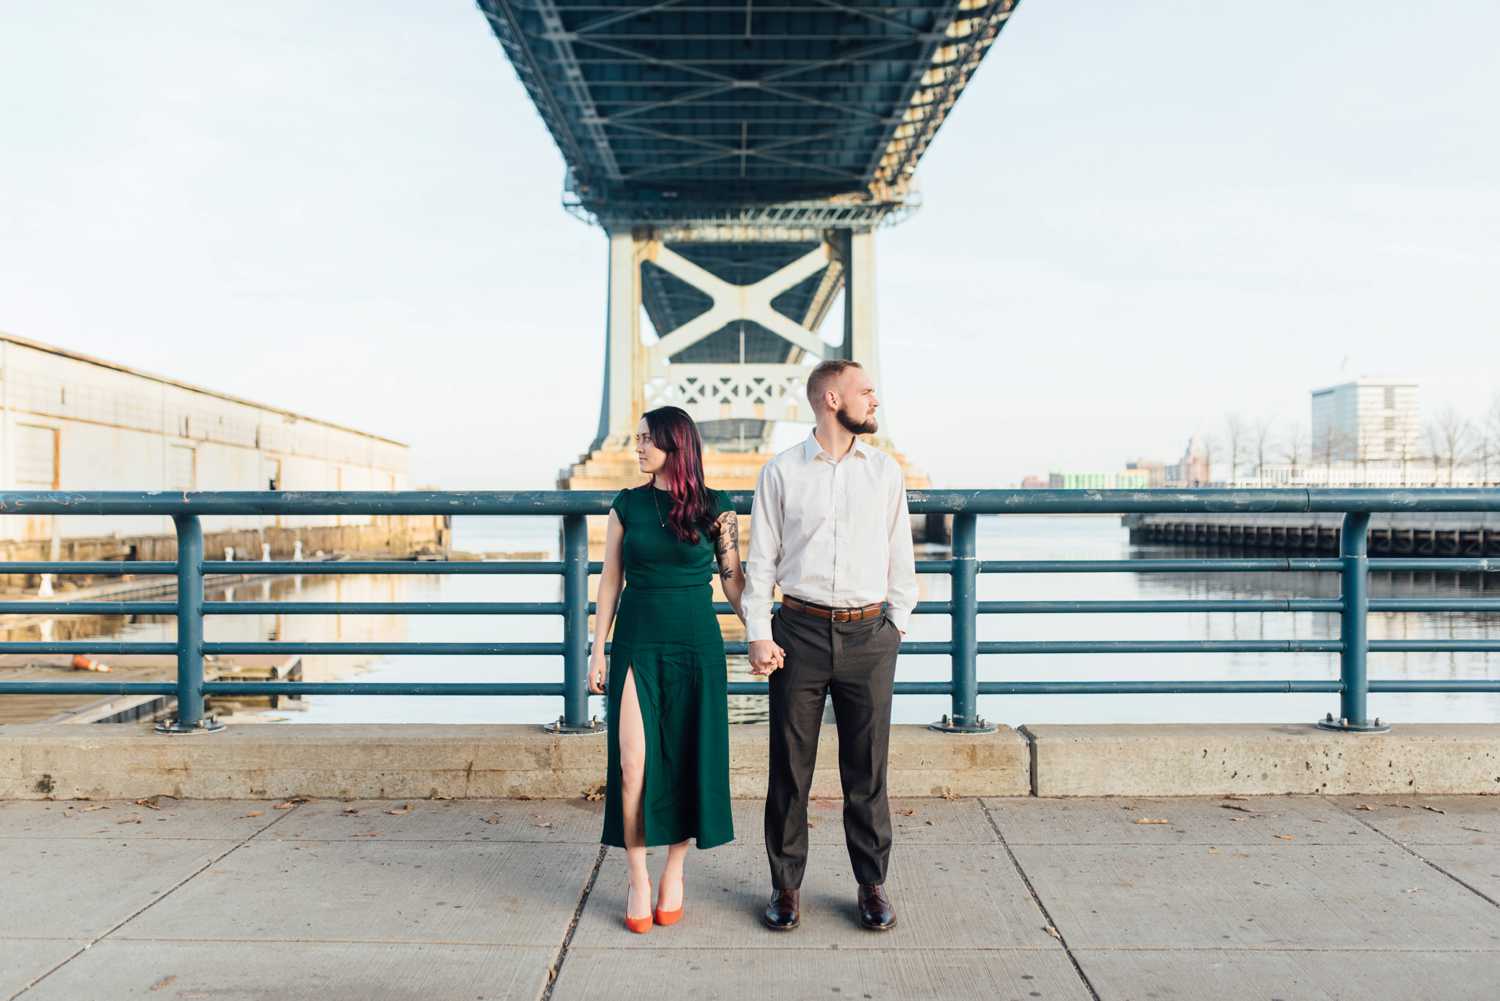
[7,514,1497,726]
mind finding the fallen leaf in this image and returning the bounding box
[581,784,605,802]
[241,811,264,819]
[116,817,142,825]
[81,804,108,813]
[1044,925,1062,940]
[341,807,360,816]
[1221,804,1257,814]
[1461,826,1484,833]
[1222,794,1250,801]
[481,814,501,825]
[149,975,177,992]
[1355,804,1375,811]
[939,787,959,800]
[896,808,916,817]
[1133,818,1170,825]
[134,797,162,811]
[386,803,414,816]
[1421,805,1447,815]
[1274,834,1296,841]
[352,831,381,838]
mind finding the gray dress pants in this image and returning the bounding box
[765,602,901,889]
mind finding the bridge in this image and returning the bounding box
[475,0,1018,478]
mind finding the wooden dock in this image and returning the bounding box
[1124,512,1500,556]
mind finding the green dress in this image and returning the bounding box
[601,485,735,851]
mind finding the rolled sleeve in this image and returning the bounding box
[743,462,783,642]
[885,464,917,633]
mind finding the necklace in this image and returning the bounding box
[649,484,668,529]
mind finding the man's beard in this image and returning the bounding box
[836,405,878,436]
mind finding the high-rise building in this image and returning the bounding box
[1310,378,1419,464]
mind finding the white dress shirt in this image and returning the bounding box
[743,431,918,643]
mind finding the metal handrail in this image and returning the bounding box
[2,489,1499,734]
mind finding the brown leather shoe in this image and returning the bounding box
[857,883,896,931]
[763,888,800,931]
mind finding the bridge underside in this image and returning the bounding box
[477,0,1017,470]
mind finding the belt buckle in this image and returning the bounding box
[832,608,851,623]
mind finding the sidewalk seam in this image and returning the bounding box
[6,803,299,1001]
[983,806,1103,1001]
[540,843,606,1001]
[1018,725,1039,797]
[1328,796,1500,910]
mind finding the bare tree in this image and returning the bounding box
[1280,422,1309,479]
[1394,431,1424,485]
[1197,434,1220,486]
[1252,417,1277,482]
[1315,424,1353,482]
[1424,407,1474,485]
[1224,413,1248,484]
[1480,394,1500,486]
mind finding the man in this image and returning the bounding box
[742,358,918,932]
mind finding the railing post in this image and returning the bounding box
[1318,511,1388,733]
[931,512,993,734]
[547,513,603,734]
[156,514,222,734]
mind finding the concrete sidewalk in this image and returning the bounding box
[2,794,1497,1000]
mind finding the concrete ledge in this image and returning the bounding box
[0,723,1030,801]
[1026,723,1500,796]
[8,722,1499,800]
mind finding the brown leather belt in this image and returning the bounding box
[780,594,886,623]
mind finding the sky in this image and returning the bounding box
[2,1,1497,488]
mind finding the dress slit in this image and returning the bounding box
[617,660,654,848]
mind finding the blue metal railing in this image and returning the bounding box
[1,489,1498,735]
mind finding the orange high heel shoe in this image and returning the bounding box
[625,883,653,934]
[654,880,684,926]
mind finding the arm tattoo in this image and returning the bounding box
[713,511,740,580]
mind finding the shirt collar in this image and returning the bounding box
[803,431,870,464]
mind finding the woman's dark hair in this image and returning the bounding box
[643,406,715,544]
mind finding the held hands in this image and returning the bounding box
[748,639,786,678]
[587,648,607,695]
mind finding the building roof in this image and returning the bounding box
[1311,377,1419,395]
[0,331,407,448]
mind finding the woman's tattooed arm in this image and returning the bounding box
[713,509,746,622]
[712,510,740,580]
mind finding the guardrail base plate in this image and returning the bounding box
[543,716,606,735]
[154,716,226,735]
[1316,713,1391,734]
[928,714,997,734]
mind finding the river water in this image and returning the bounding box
[45,515,1500,726]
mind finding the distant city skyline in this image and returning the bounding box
[2,2,1497,489]
[1032,376,1500,488]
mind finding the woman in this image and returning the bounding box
[587,405,747,934]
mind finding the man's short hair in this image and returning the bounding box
[805,359,864,410]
